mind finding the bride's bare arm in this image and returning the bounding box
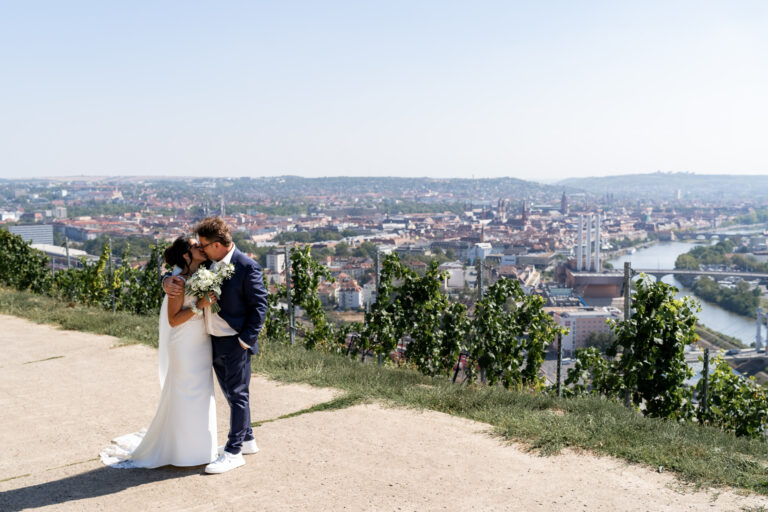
[167,293,195,327]
[167,292,216,327]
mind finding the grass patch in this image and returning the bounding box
[696,322,746,350]
[252,394,364,427]
[0,287,158,347]
[23,355,64,364]
[0,474,30,484]
[253,340,768,494]
[2,286,768,494]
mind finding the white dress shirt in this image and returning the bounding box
[205,244,251,349]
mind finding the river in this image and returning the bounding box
[607,241,758,347]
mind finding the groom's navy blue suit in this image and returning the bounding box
[210,248,268,454]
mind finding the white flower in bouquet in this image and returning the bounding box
[185,263,235,314]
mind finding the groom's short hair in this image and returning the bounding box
[195,216,232,245]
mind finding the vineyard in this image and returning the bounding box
[1,228,766,440]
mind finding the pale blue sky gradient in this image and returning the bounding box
[1,1,767,181]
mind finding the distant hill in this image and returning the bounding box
[4,175,572,202]
[558,172,768,200]
[185,176,571,201]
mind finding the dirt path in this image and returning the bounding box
[0,314,765,511]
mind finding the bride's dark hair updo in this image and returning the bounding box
[164,236,193,273]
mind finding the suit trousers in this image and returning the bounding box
[211,335,254,454]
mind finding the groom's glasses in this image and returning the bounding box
[198,241,217,250]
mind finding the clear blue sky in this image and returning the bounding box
[1,1,767,181]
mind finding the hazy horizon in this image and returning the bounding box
[2,2,767,181]
[5,171,768,187]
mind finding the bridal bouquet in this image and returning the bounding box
[185,263,235,315]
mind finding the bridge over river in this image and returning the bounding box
[609,241,768,347]
[680,222,768,239]
[633,269,768,280]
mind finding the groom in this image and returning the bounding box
[164,216,268,474]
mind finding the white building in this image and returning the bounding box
[30,243,98,269]
[500,253,517,266]
[362,283,377,308]
[266,252,286,273]
[552,307,622,356]
[469,242,493,264]
[518,265,541,295]
[438,261,466,288]
[339,284,363,310]
[9,224,54,245]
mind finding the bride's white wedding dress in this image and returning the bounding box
[100,294,217,468]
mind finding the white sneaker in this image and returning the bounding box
[218,439,259,456]
[205,451,245,474]
[242,439,259,454]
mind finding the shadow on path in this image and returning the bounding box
[0,465,201,511]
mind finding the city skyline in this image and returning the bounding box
[2,1,768,181]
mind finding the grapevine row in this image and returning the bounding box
[1,229,765,438]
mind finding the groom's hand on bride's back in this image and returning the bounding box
[162,276,186,298]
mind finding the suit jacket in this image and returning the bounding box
[213,248,269,354]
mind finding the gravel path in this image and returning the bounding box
[0,314,765,511]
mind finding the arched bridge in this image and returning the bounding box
[633,269,768,281]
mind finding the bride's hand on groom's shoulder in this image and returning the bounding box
[162,276,186,298]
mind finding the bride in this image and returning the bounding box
[101,236,218,468]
